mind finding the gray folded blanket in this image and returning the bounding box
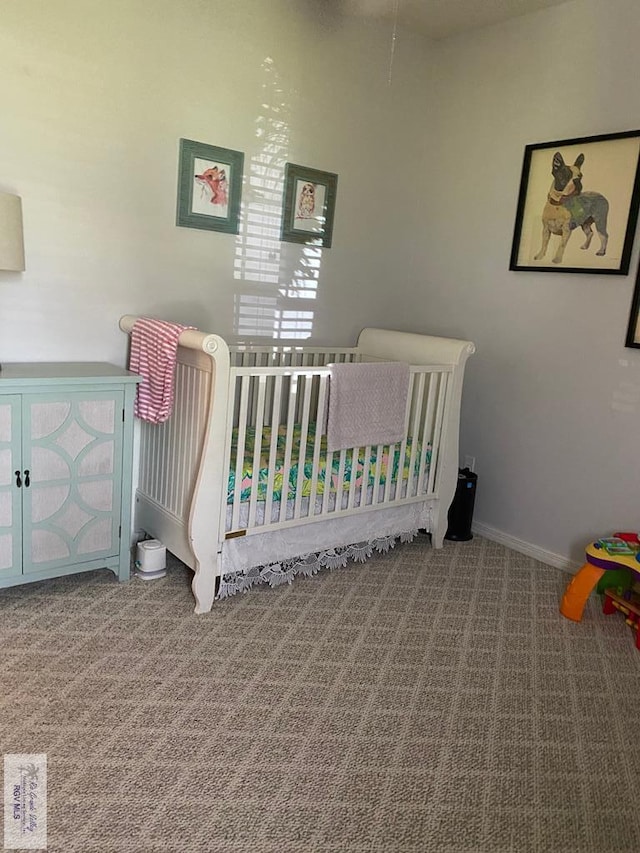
[327,361,410,452]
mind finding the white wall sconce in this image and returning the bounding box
[0,191,25,271]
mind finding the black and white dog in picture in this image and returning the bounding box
[534,152,609,264]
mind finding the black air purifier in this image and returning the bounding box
[445,468,477,542]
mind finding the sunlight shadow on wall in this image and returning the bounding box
[233,57,323,340]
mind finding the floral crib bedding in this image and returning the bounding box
[227,422,431,504]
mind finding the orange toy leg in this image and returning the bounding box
[560,563,605,622]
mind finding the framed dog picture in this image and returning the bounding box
[176,138,244,234]
[510,129,640,274]
[281,163,338,248]
[625,262,640,348]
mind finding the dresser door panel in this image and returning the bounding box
[0,396,22,578]
[22,391,124,574]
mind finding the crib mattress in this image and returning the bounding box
[228,423,430,504]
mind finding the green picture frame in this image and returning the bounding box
[281,163,338,248]
[176,138,244,234]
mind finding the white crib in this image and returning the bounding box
[119,317,475,613]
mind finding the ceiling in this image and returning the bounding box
[345,0,573,40]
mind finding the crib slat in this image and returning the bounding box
[231,375,250,530]
[247,375,267,529]
[417,372,437,495]
[165,385,178,509]
[185,364,204,514]
[180,362,199,514]
[426,371,449,495]
[395,373,415,505]
[407,372,426,499]
[347,446,359,510]
[160,417,171,507]
[265,375,283,525]
[321,459,334,516]
[383,443,395,504]
[309,374,328,514]
[360,444,372,507]
[172,366,185,514]
[140,423,149,496]
[335,448,347,513]
[154,419,165,508]
[172,372,186,510]
[142,420,151,497]
[278,376,298,523]
[293,374,313,519]
[372,443,384,504]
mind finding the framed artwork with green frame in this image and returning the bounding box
[176,138,244,234]
[281,163,338,248]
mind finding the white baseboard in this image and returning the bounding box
[472,521,580,574]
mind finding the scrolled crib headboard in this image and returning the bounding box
[357,327,475,367]
[119,314,227,357]
[356,326,475,559]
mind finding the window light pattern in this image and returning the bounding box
[233,57,325,341]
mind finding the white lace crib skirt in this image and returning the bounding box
[221,497,431,577]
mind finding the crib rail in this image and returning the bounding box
[224,362,453,538]
[137,355,212,521]
[230,344,360,368]
[132,334,364,545]
[118,316,227,530]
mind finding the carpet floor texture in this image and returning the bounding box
[1,535,639,852]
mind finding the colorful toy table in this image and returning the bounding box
[602,587,640,649]
[560,539,640,624]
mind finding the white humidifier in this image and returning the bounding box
[135,539,167,580]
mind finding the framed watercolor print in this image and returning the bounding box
[176,138,244,234]
[625,262,640,348]
[281,163,338,248]
[510,129,640,274]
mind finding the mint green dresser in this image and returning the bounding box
[0,363,140,589]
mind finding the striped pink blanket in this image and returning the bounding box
[129,317,195,423]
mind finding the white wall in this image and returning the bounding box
[0,0,430,359]
[406,0,640,564]
[2,0,639,569]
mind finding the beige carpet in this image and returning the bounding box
[1,535,639,852]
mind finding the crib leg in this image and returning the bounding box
[431,507,446,549]
[191,558,217,614]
